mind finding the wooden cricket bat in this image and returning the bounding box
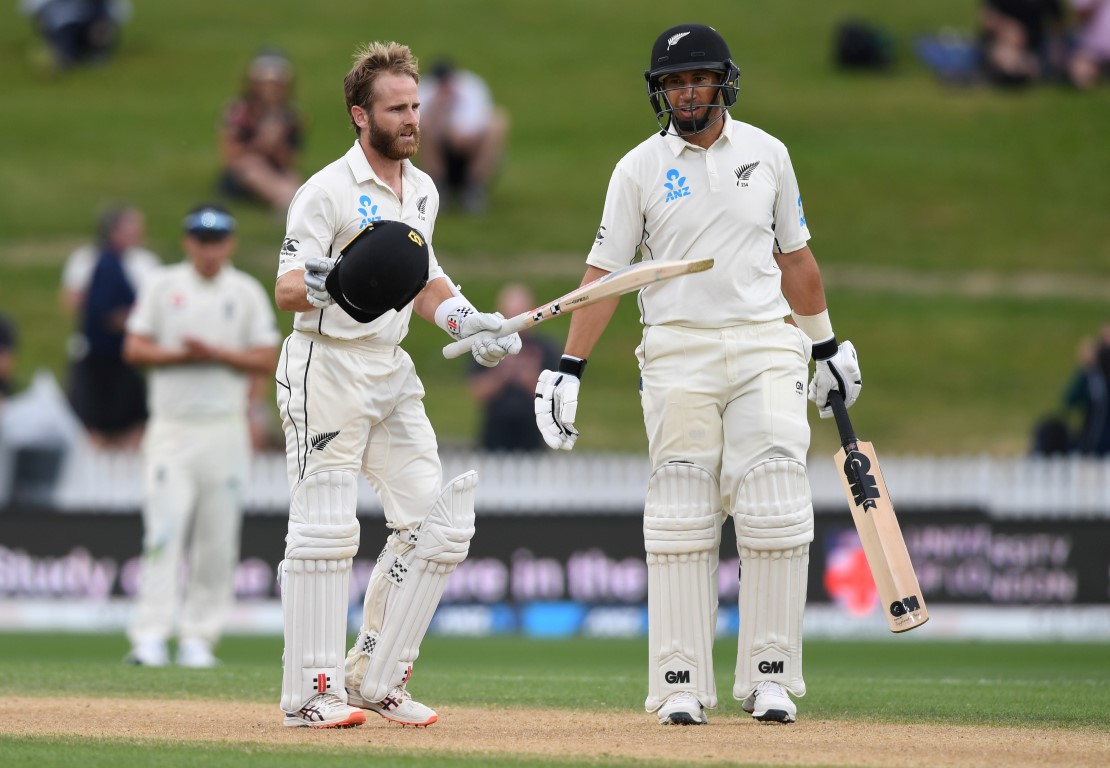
[828,390,929,633]
[441,258,714,359]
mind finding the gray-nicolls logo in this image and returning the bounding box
[734,161,760,187]
[310,430,340,452]
[667,32,691,50]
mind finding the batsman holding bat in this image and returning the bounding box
[535,23,862,726]
[272,42,520,729]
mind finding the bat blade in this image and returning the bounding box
[829,392,929,633]
[441,258,714,359]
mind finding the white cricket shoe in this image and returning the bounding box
[176,638,218,669]
[743,681,797,723]
[347,685,438,727]
[283,693,366,729]
[124,637,169,667]
[657,691,708,725]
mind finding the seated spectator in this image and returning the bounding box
[65,205,150,449]
[978,0,1067,85]
[218,49,304,213]
[0,312,16,401]
[417,57,509,214]
[469,284,558,452]
[1067,0,1110,88]
[19,0,131,71]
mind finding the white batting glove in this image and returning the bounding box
[436,297,522,368]
[303,256,335,309]
[809,338,862,419]
[534,357,585,450]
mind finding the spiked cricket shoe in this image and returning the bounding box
[744,681,797,723]
[283,693,366,728]
[657,691,708,725]
[347,685,438,727]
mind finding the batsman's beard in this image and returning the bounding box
[368,117,420,160]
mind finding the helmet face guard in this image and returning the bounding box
[644,24,740,137]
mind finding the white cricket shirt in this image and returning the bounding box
[586,113,811,328]
[127,262,280,418]
[277,141,444,343]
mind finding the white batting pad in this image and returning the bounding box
[732,458,813,700]
[643,462,722,713]
[349,471,477,704]
[279,470,360,713]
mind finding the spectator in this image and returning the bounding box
[1062,330,1110,454]
[469,284,559,452]
[978,0,1067,85]
[19,0,131,71]
[122,204,280,667]
[60,204,160,319]
[0,312,16,400]
[1067,0,1110,88]
[417,57,509,214]
[218,49,304,213]
[65,204,152,450]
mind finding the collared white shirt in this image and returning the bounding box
[128,262,280,419]
[277,141,444,342]
[586,113,811,328]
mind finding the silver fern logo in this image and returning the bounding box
[416,196,427,220]
[310,431,340,452]
[734,161,760,187]
[667,32,691,50]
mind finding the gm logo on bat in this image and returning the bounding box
[890,594,923,618]
[844,451,881,510]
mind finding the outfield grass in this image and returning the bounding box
[1,1,1108,455]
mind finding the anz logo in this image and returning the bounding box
[663,169,691,202]
[358,195,383,227]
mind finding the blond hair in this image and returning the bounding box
[344,41,420,135]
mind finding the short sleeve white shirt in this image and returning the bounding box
[586,113,811,328]
[128,262,281,419]
[62,245,162,294]
[277,141,443,342]
[418,70,494,138]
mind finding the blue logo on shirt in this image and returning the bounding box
[797,194,807,228]
[663,169,691,202]
[358,195,382,227]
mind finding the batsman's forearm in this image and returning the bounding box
[563,297,619,360]
[275,270,314,312]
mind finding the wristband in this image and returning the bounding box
[434,295,475,339]
[558,355,587,380]
[811,337,839,361]
[792,309,835,344]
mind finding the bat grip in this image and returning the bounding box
[441,315,528,359]
[828,389,858,450]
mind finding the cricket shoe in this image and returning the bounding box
[657,691,708,725]
[124,637,169,667]
[283,693,366,728]
[176,638,218,669]
[742,681,797,724]
[346,685,438,727]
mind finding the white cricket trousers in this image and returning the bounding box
[129,415,250,646]
[637,320,812,504]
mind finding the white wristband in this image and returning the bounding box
[434,295,476,339]
[791,309,835,344]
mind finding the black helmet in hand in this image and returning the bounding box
[326,220,430,323]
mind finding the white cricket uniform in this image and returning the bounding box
[589,113,817,711]
[588,112,813,498]
[275,141,446,524]
[126,261,280,647]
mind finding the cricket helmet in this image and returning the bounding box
[644,24,740,133]
[325,220,430,323]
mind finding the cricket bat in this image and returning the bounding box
[828,390,929,633]
[441,258,714,359]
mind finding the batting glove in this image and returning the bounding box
[303,256,335,309]
[534,356,586,450]
[436,297,522,368]
[809,338,862,419]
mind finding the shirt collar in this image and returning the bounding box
[661,111,735,156]
[344,140,415,188]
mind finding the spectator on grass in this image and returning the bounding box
[64,204,153,450]
[19,0,132,71]
[0,312,17,401]
[978,0,1068,85]
[1067,0,1110,87]
[469,284,559,452]
[417,57,509,214]
[218,48,304,214]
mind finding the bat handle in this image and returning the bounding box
[442,331,494,359]
[827,389,858,450]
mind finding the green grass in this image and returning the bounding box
[2,1,1108,455]
[1,633,1107,767]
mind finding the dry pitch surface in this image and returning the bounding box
[4,697,1108,767]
